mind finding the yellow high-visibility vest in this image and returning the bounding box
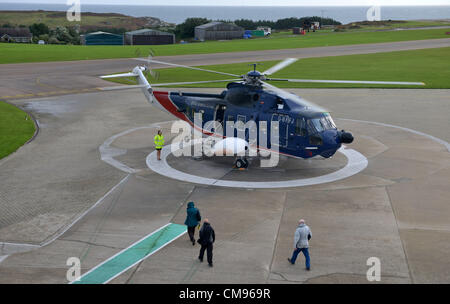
[154,134,165,149]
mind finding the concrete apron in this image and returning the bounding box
[0,89,449,284]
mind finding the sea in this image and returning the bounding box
[0,3,449,25]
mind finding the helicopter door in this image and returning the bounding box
[271,114,288,148]
[215,104,226,128]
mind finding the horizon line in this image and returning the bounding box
[1,2,450,7]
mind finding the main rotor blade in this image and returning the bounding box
[146,59,241,78]
[267,78,425,86]
[263,58,298,75]
[152,79,241,87]
[261,81,327,112]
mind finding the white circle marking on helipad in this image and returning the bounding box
[145,141,368,189]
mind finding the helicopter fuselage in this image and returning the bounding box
[152,82,352,159]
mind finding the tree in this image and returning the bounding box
[29,23,49,36]
[51,26,81,44]
[232,17,341,31]
[67,26,81,44]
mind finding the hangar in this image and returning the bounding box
[195,22,244,41]
[80,31,124,46]
[125,29,175,45]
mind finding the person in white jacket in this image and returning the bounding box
[288,219,311,270]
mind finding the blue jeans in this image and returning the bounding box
[290,247,310,269]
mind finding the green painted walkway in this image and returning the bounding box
[72,223,186,284]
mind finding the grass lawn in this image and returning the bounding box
[1,28,449,64]
[107,47,450,89]
[0,101,36,159]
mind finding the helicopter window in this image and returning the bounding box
[227,115,234,122]
[276,97,284,110]
[295,118,307,136]
[307,119,323,134]
[307,115,337,134]
[318,114,336,130]
[324,114,337,129]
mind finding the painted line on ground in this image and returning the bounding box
[338,118,450,153]
[146,141,368,189]
[0,174,130,255]
[41,175,130,247]
[71,223,187,284]
[0,88,102,100]
[98,123,165,174]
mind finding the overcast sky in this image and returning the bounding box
[3,0,449,6]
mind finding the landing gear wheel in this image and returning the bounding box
[235,158,249,169]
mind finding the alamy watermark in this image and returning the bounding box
[169,116,280,167]
[366,5,381,21]
[66,257,81,283]
[67,0,81,22]
[366,257,381,282]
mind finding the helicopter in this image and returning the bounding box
[101,58,425,168]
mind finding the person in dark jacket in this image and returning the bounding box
[198,219,215,267]
[184,202,201,245]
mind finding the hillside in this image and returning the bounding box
[336,19,450,31]
[0,10,175,32]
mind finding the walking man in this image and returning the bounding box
[184,202,201,246]
[154,130,165,160]
[198,219,215,267]
[288,219,312,270]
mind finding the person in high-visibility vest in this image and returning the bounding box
[154,130,165,160]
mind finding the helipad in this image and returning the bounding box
[145,140,368,189]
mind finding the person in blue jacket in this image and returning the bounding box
[184,201,201,245]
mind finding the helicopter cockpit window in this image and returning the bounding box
[324,113,337,129]
[307,114,337,134]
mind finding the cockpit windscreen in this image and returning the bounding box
[307,113,337,134]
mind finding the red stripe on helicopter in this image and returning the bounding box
[153,90,215,136]
[153,91,188,121]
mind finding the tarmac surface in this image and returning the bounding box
[0,87,449,283]
[1,38,449,100]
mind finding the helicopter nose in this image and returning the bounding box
[319,130,339,147]
[317,130,340,158]
[338,130,354,144]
